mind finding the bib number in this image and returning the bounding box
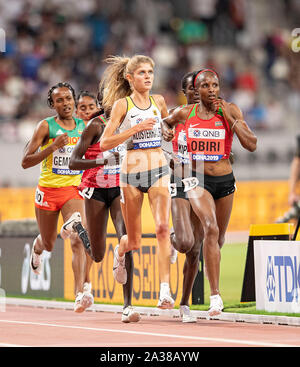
[168,183,177,197]
[182,177,199,192]
[35,187,44,206]
[79,187,94,199]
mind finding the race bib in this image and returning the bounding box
[182,177,199,192]
[35,186,44,206]
[176,130,189,164]
[52,145,82,175]
[168,183,177,197]
[79,187,94,199]
[187,127,225,161]
[132,118,161,149]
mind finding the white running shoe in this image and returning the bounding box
[81,282,94,310]
[208,294,224,317]
[157,290,175,310]
[113,245,127,284]
[179,305,197,323]
[83,282,92,293]
[30,237,42,275]
[170,244,178,264]
[74,292,85,313]
[60,212,82,240]
[121,306,141,323]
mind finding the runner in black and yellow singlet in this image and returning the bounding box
[100,55,175,310]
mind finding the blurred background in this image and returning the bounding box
[0,0,299,187]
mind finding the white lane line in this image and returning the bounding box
[0,319,298,347]
[0,342,29,347]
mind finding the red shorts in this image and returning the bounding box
[35,185,83,211]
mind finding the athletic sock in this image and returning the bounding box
[160,282,170,294]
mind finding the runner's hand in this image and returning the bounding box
[52,133,69,150]
[136,118,156,132]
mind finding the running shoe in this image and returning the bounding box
[121,306,141,323]
[179,305,197,323]
[113,245,127,284]
[30,237,42,275]
[74,292,85,313]
[80,282,94,310]
[157,290,175,310]
[83,282,92,293]
[208,294,224,317]
[60,212,82,240]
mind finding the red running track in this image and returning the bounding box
[0,304,299,348]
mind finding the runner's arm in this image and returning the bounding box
[69,118,107,170]
[21,120,68,169]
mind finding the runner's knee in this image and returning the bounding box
[173,231,194,253]
[204,222,219,243]
[155,222,169,239]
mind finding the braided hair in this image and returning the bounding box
[47,82,76,108]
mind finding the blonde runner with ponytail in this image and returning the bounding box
[100,54,175,310]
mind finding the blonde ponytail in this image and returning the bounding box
[100,54,155,113]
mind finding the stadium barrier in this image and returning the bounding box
[241,223,298,303]
[254,239,300,313]
[0,234,64,299]
[0,181,293,231]
[64,235,195,307]
[0,182,296,307]
[0,219,203,306]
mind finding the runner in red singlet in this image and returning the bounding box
[74,91,101,307]
[69,106,140,323]
[163,68,257,316]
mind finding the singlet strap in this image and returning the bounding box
[150,95,158,109]
[98,114,108,125]
[216,106,223,117]
[126,96,136,112]
[216,105,231,132]
[186,103,198,120]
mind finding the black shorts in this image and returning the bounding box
[192,171,236,200]
[80,187,121,207]
[120,165,169,193]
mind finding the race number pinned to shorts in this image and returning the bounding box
[79,187,94,199]
[35,187,45,206]
[182,177,199,192]
[168,183,177,197]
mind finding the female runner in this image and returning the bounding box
[163,69,257,316]
[100,55,174,309]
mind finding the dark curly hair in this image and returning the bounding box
[47,82,76,108]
